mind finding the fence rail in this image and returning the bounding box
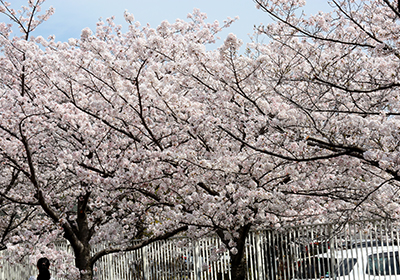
[1,219,398,279]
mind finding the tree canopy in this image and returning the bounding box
[2,1,400,280]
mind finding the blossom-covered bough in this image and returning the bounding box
[0,167,36,251]
[242,0,400,220]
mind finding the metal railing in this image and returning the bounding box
[1,219,398,280]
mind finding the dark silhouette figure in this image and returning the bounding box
[28,257,53,280]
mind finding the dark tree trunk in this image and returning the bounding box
[230,252,248,280]
[62,191,95,280]
[217,224,252,280]
[75,192,94,280]
[74,244,93,280]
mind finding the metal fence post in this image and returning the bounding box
[327,224,335,280]
[193,239,202,280]
[255,231,265,280]
[142,246,149,280]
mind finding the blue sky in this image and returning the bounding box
[5,0,330,46]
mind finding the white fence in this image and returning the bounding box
[1,219,399,280]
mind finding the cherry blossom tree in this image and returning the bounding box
[217,0,400,222]
[160,1,400,276]
[41,9,269,280]
[0,1,212,279]
[165,29,373,279]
